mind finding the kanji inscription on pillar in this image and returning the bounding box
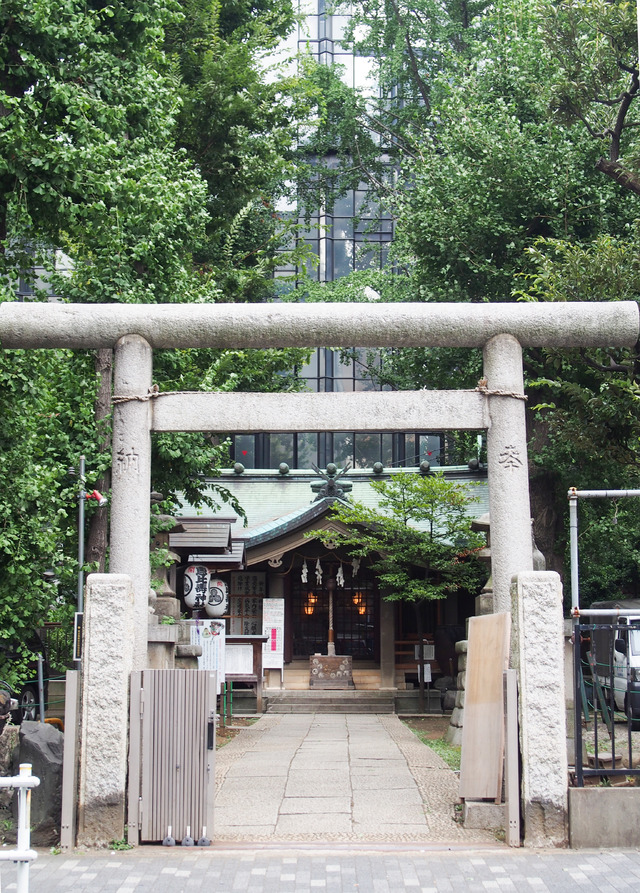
[115,446,140,476]
[498,444,523,470]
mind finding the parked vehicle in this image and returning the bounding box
[0,631,50,723]
[589,599,640,726]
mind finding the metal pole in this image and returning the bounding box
[36,655,44,725]
[568,488,579,611]
[573,621,584,787]
[77,455,86,615]
[16,764,32,893]
[570,489,640,499]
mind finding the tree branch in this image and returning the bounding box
[579,348,634,374]
[386,0,431,114]
[609,72,639,161]
[594,157,640,196]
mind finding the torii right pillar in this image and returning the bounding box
[483,334,533,612]
[483,333,568,846]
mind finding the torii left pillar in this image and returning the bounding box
[109,334,153,671]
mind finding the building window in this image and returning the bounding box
[231,431,444,470]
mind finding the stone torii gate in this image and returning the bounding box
[1,299,638,846]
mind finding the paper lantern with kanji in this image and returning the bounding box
[184,565,209,609]
[205,578,228,617]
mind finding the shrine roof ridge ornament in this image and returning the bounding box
[0,300,637,350]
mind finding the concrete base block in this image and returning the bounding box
[445,725,462,746]
[153,596,180,621]
[569,787,640,848]
[524,799,567,848]
[475,594,494,615]
[463,800,505,831]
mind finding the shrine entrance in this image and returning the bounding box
[2,298,636,847]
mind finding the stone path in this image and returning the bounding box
[214,713,497,844]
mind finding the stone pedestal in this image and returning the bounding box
[78,574,135,847]
[512,571,568,847]
[309,655,355,689]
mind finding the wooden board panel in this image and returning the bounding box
[459,612,511,801]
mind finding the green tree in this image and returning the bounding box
[316,0,640,597]
[537,0,640,197]
[0,0,209,301]
[514,234,640,600]
[0,0,317,667]
[315,472,484,708]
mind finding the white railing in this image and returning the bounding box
[0,764,40,893]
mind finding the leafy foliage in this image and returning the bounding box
[537,0,640,195]
[315,472,484,603]
[0,0,318,662]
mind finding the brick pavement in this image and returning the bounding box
[18,845,640,892]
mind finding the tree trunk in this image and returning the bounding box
[85,349,113,572]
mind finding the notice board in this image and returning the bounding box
[262,598,284,670]
[459,612,511,802]
[189,619,225,693]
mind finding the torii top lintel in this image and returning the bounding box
[0,300,637,350]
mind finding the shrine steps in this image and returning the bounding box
[263,689,396,714]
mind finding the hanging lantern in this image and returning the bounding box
[303,603,314,615]
[205,577,228,617]
[308,592,318,605]
[353,591,363,606]
[184,565,209,609]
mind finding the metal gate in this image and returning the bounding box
[573,621,640,786]
[128,669,216,845]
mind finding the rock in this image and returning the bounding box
[0,725,19,809]
[13,721,64,846]
[442,689,456,711]
[0,691,13,736]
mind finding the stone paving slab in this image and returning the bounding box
[284,772,352,798]
[280,797,351,814]
[275,813,353,835]
[352,799,426,826]
[214,774,287,796]
[350,772,416,791]
[350,758,407,770]
[226,762,290,777]
[215,804,279,826]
